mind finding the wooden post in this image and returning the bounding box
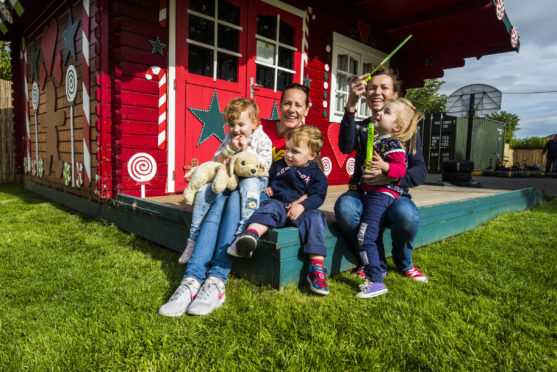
[0,79,15,183]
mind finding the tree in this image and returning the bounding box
[0,41,11,81]
[405,79,447,113]
[486,111,520,143]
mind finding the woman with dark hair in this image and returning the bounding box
[159,83,311,317]
[334,67,429,284]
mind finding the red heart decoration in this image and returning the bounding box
[357,21,372,44]
[41,19,58,76]
[52,52,62,83]
[327,124,350,168]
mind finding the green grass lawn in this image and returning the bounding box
[1,184,556,370]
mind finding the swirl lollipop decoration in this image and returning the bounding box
[321,157,332,176]
[65,65,78,187]
[346,158,355,176]
[127,152,157,198]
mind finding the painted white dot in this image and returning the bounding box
[323,82,329,90]
[322,100,327,108]
[312,14,316,20]
[326,45,331,53]
[325,64,330,72]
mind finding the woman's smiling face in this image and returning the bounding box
[366,74,399,113]
[279,88,309,131]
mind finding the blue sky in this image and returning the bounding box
[439,0,557,139]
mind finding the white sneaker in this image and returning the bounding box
[187,277,226,316]
[158,277,201,317]
[178,240,196,264]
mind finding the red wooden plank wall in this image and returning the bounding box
[111,0,168,197]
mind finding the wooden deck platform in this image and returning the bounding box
[25,181,545,289]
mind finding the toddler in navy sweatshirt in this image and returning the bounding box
[228,125,330,295]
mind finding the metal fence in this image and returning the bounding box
[0,79,14,183]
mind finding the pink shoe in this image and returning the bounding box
[404,265,428,283]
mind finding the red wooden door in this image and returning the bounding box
[174,0,304,191]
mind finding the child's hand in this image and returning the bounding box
[286,202,305,221]
[237,135,248,151]
[370,151,389,173]
[229,135,242,151]
[264,187,274,197]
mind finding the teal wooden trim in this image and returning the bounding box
[25,181,543,289]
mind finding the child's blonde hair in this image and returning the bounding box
[223,97,260,126]
[386,97,423,155]
[285,125,324,155]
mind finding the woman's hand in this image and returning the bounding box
[345,73,370,112]
[264,186,274,197]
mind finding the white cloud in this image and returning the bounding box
[438,0,557,139]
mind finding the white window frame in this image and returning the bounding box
[254,13,298,92]
[186,1,243,82]
[330,32,387,123]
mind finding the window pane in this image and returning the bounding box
[360,98,370,117]
[256,40,275,64]
[337,54,347,72]
[218,25,239,52]
[218,0,239,24]
[278,47,293,69]
[277,70,293,92]
[189,45,213,77]
[189,0,214,16]
[362,62,373,75]
[256,65,274,89]
[349,57,358,74]
[336,73,347,92]
[189,16,214,45]
[336,92,347,113]
[217,53,237,82]
[279,20,294,46]
[257,15,276,39]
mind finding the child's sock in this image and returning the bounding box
[310,257,324,267]
[307,258,329,296]
[243,229,260,240]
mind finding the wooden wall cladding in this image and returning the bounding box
[22,0,101,199]
[111,0,169,198]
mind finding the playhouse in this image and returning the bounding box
[2,0,519,200]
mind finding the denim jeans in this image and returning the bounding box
[237,177,268,234]
[188,183,218,243]
[546,157,557,173]
[358,192,395,282]
[184,189,238,284]
[189,177,267,242]
[334,189,420,272]
[247,198,327,257]
[184,188,269,284]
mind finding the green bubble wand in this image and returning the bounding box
[363,34,413,82]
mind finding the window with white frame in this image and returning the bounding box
[255,14,297,92]
[187,0,243,82]
[330,32,387,123]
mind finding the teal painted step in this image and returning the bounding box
[24,181,544,289]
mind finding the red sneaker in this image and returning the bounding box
[404,265,428,283]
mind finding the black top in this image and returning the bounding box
[268,159,328,211]
[542,140,557,158]
[338,111,427,193]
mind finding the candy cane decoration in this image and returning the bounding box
[159,0,167,28]
[20,37,31,173]
[81,0,91,186]
[145,66,167,150]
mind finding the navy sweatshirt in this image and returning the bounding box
[268,159,328,211]
[542,139,557,158]
[338,111,427,193]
